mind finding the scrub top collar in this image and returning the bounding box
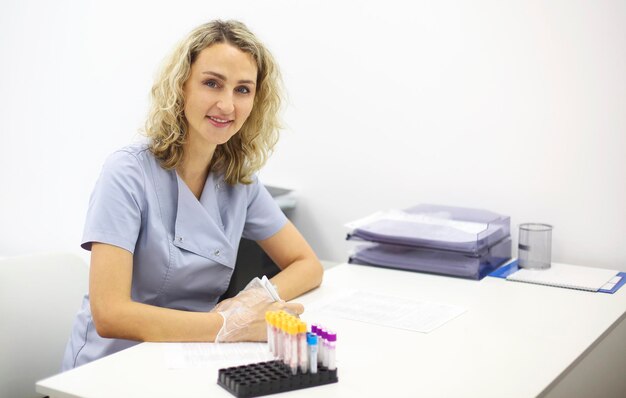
[173,171,235,268]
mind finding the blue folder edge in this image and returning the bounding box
[488,259,626,294]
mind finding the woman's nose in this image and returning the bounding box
[217,92,235,114]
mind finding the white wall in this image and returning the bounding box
[1,0,624,269]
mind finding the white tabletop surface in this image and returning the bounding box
[37,262,626,398]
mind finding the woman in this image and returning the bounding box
[62,20,323,371]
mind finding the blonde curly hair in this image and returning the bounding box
[144,20,283,185]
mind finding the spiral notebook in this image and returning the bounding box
[506,263,619,292]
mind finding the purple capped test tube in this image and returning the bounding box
[326,330,336,370]
[318,327,327,366]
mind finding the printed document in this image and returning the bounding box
[164,342,273,369]
[314,290,466,333]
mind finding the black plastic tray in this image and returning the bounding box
[217,360,338,397]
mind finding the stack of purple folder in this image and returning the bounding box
[347,204,511,280]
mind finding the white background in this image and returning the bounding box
[1,0,624,269]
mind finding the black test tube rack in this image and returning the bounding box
[217,360,338,397]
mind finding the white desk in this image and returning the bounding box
[37,263,626,398]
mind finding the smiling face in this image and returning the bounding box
[182,42,258,153]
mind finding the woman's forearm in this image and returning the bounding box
[270,257,323,302]
[89,243,224,342]
[91,299,224,342]
[257,221,324,302]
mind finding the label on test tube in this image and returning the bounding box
[307,332,318,374]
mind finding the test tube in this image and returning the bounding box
[312,326,321,364]
[318,327,327,366]
[307,332,318,374]
[277,315,286,360]
[289,322,298,375]
[273,314,280,359]
[311,323,319,356]
[272,313,280,358]
[326,330,336,370]
[265,312,274,355]
[283,320,292,367]
[298,321,308,374]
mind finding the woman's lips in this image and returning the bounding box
[206,115,233,128]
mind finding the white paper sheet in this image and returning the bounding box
[164,342,274,369]
[314,290,466,333]
[345,209,488,234]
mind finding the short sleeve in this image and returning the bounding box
[81,150,145,253]
[242,176,288,241]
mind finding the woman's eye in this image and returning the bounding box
[204,80,219,88]
[236,86,250,94]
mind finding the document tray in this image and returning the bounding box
[347,203,510,254]
[349,237,511,280]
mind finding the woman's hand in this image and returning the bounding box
[212,278,303,342]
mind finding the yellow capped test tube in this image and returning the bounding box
[265,312,273,354]
[288,321,299,375]
[297,321,308,373]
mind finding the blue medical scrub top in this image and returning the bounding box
[61,144,287,370]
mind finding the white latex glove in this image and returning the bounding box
[212,277,304,342]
